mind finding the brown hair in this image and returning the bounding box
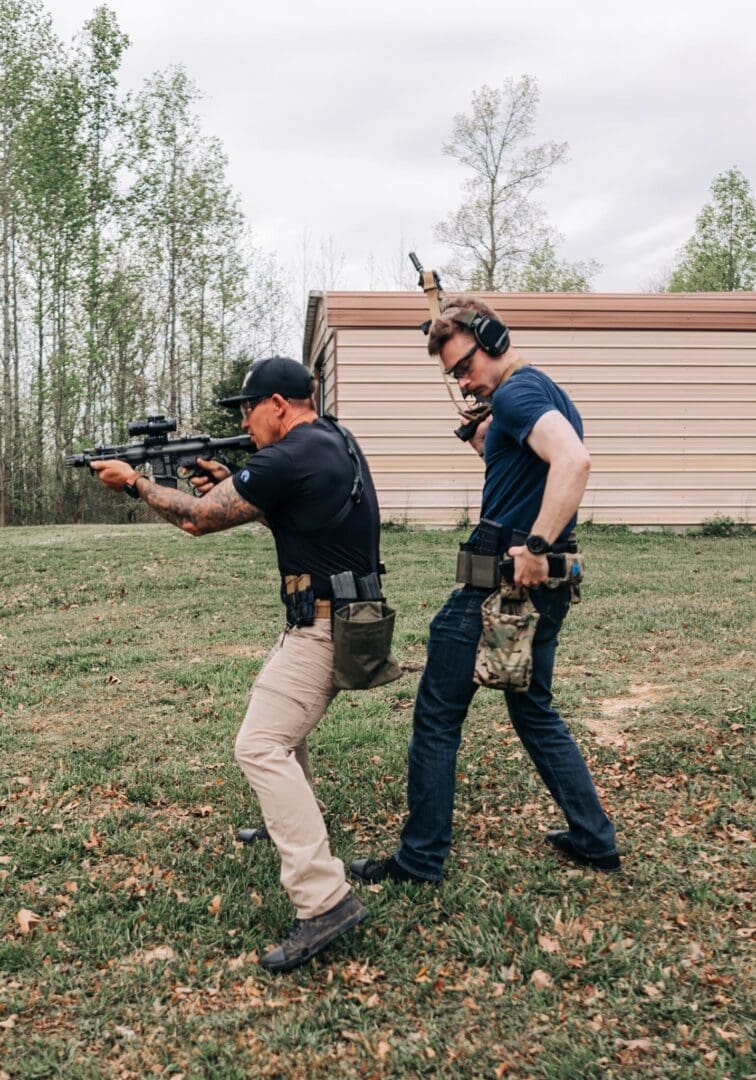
[427,296,501,356]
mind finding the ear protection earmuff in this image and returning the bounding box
[452,309,510,356]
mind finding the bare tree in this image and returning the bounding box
[363,236,420,291]
[435,77,596,291]
[292,227,346,339]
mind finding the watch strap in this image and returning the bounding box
[124,475,145,499]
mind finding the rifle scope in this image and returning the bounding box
[127,415,177,439]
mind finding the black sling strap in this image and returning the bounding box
[295,414,364,537]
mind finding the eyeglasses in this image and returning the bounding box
[240,398,264,418]
[445,341,479,381]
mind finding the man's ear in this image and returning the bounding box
[270,393,288,413]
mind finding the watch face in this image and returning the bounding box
[526,534,548,555]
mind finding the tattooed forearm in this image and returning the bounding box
[196,477,265,532]
[136,475,262,535]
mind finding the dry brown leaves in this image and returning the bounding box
[529,970,553,990]
[16,908,41,935]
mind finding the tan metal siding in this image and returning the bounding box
[305,293,756,527]
[304,293,338,415]
[319,335,337,414]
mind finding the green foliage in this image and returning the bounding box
[197,353,254,438]
[0,2,293,528]
[508,238,599,293]
[382,516,412,532]
[668,167,756,291]
[697,514,753,538]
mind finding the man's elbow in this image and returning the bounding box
[559,447,590,487]
[181,520,204,537]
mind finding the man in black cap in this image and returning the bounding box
[92,356,381,971]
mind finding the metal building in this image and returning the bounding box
[303,291,756,527]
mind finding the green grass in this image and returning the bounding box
[0,523,754,1078]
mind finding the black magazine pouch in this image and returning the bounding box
[332,600,401,690]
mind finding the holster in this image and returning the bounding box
[457,551,583,591]
[501,553,584,598]
[283,574,315,627]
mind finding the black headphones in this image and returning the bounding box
[420,308,510,357]
[453,309,510,356]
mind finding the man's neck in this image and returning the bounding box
[495,348,526,389]
[280,410,318,437]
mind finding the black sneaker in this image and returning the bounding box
[350,855,440,885]
[260,891,369,973]
[545,831,621,873]
[236,824,271,845]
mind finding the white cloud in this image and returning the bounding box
[47,0,756,301]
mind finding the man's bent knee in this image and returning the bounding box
[234,731,287,775]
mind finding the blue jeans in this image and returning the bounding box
[396,585,617,880]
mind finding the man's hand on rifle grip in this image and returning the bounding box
[507,545,549,587]
[468,413,493,457]
[190,457,231,496]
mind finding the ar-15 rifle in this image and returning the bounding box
[64,415,252,492]
[408,252,492,442]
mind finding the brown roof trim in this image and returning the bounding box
[321,291,756,332]
[302,291,324,366]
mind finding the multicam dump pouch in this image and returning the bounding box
[333,601,402,690]
[473,585,540,693]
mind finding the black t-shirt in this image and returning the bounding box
[232,418,381,598]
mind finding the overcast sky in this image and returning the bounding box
[47,0,756,305]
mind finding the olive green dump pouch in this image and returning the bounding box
[474,585,540,693]
[333,601,402,690]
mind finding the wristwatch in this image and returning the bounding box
[525,533,551,556]
[124,474,144,500]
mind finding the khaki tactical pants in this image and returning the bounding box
[234,619,350,919]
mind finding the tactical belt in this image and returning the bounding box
[456,551,579,589]
[284,572,382,627]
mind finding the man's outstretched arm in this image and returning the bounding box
[91,460,263,535]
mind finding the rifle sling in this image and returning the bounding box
[420,271,526,419]
[294,415,364,537]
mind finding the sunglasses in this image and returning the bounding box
[239,398,265,417]
[445,342,479,381]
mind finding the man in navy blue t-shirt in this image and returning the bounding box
[352,298,619,885]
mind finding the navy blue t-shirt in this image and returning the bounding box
[231,418,380,599]
[475,366,584,549]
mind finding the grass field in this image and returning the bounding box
[0,523,753,1079]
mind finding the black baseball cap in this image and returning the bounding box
[217,356,314,409]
